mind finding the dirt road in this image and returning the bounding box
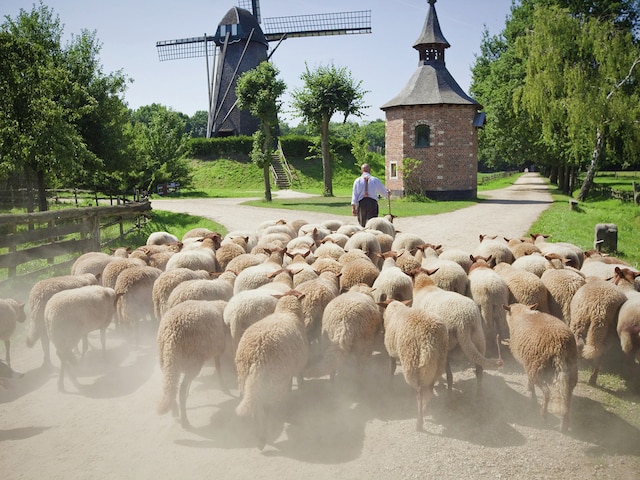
[2,173,640,479]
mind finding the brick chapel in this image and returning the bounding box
[381,0,485,200]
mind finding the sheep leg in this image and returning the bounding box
[40,334,52,368]
[445,359,453,391]
[588,361,601,386]
[475,364,483,393]
[4,340,10,367]
[389,357,396,383]
[100,327,108,359]
[527,377,537,401]
[179,372,195,429]
[416,387,424,432]
[213,356,229,395]
[254,406,269,451]
[540,383,550,420]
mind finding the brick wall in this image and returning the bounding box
[384,104,479,199]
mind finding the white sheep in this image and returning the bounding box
[365,215,395,237]
[233,262,280,295]
[215,239,248,271]
[27,273,100,366]
[165,247,217,272]
[494,262,549,313]
[391,232,426,253]
[336,223,363,237]
[379,299,448,431]
[569,278,627,386]
[101,257,148,289]
[181,227,214,241]
[438,247,473,274]
[0,298,26,367]
[235,291,309,449]
[344,231,382,267]
[44,285,117,391]
[467,255,510,348]
[293,271,340,342]
[506,237,541,259]
[473,234,514,266]
[339,256,380,292]
[70,251,114,277]
[613,267,640,366]
[371,252,413,303]
[224,289,279,351]
[322,233,351,248]
[411,268,503,391]
[146,231,179,246]
[165,272,235,311]
[417,244,468,295]
[157,299,228,428]
[511,253,552,278]
[540,264,586,324]
[114,266,162,342]
[503,303,578,432]
[531,234,583,269]
[152,268,213,320]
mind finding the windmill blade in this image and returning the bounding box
[262,10,371,40]
[238,0,261,23]
[156,35,216,61]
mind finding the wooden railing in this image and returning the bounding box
[0,201,151,291]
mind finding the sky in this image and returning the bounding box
[2,0,514,124]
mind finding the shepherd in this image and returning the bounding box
[351,163,390,227]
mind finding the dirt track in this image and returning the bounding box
[2,173,640,479]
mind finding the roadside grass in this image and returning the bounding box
[587,170,640,191]
[529,190,640,267]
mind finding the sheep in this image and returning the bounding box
[365,215,395,237]
[44,285,117,391]
[344,231,382,267]
[321,233,350,248]
[371,252,413,302]
[157,299,228,428]
[379,299,448,431]
[467,255,510,348]
[70,252,114,277]
[493,262,549,314]
[114,266,163,342]
[511,253,552,278]
[235,291,309,449]
[0,359,23,389]
[181,232,222,252]
[146,231,179,246]
[613,268,640,367]
[101,257,148,289]
[411,268,503,391]
[438,247,473,274]
[473,235,514,266]
[297,224,331,244]
[152,268,213,320]
[396,248,422,276]
[310,256,343,275]
[225,252,268,274]
[339,257,380,292]
[27,273,100,367]
[309,285,382,382]
[417,244,469,295]
[531,234,583,269]
[314,240,346,261]
[391,232,426,253]
[233,262,280,295]
[165,272,235,310]
[293,271,340,342]
[165,247,217,272]
[215,239,248,271]
[0,298,26,367]
[224,289,279,351]
[569,278,627,386]
[224,230,258,252]
[540,265,586,324]
[181,227,213,241]
[336,223,363,237]
[321,219,344,232]
[503,303,578,432]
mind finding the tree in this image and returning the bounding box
[235,61,286,202]
[291,64,367,196]
[516,5,640,200]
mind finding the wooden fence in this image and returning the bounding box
[0,201,151,292]
[590,182,640,204]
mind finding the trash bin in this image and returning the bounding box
[594,223,618,253]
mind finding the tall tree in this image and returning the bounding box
[236,61,286,202]
[291,64,367,196]
[516,5,640,200]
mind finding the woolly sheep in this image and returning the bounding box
[224,230,258,252]
[411,268,503,390]
[224,289,279,350]
[395,249,422,276]
[473,235,514,267]
[391,232,426,253]
[335,224,363,237]
[44,285,117,391]
[71,252,114,277]
[467,255,510,348]
[569,278,627,386]
[101,257,148,289]
[310,257,343,275]
[503,303,578,432]
[379,299,448,431]
[417,245,468,295]
[225,252,268,274]
[215,239,248,271]
[235,291,309,449]
[507,237,541,259]
[511,253,552,278]
[181,232,222,252]
[181,227,213,241]
[339,257,380,292]
[371,252,413,303]
[531,234,583,269]
[365,216,395,238]
[0,298,26,367]
[233,262,280,295]
[321,219,344,232]
[314,241,346,261]
[146,231,179,246]
[152,268,213,320]
[309,285,382,382]
[293,271,340,342]
[165,272,235,311]
[613,268,640,365]
[540,265,586,324]
[321,233,350,248]
[344,231,382,266]
[165,248,217,273]
[114,266,162,342]
[438,248,473,274]
[494,262,549,314]
[157,299,228,428]
[27,273,100,366]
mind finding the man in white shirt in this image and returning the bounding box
[351,163,390,227]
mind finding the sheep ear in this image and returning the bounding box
[528,303,538,310]
[402,299,412,306]
[502,304,511,312]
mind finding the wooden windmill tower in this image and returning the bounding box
[156,1,371,138]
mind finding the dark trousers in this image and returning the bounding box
[357,197,378,227]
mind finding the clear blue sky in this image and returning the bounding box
[3,0,514,124]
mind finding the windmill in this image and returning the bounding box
[156,1,371,138]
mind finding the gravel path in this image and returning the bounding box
[151,172,553,252]
[3,172,640,480]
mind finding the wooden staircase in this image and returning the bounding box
[271,154,290,189]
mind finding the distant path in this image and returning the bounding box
[151,172,553,251]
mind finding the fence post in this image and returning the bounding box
[634,181,639,205]
[90,213,100,251]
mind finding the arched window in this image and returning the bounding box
[415,125,430,148]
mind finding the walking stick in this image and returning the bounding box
[387,191,392,217]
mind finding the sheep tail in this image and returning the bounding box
[457,328,502,370]
[235,364,259,418]
[619,325,640,355]
[157,349,178,416]
[26,319,40,348]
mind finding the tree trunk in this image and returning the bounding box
[36,169,48,212]
[577,127,603,202]
[320,115,333,197]
[263,125,272,202]
[549,166,558,185]
[557,166,566,194]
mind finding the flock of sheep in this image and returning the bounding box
[1,214,639,449]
